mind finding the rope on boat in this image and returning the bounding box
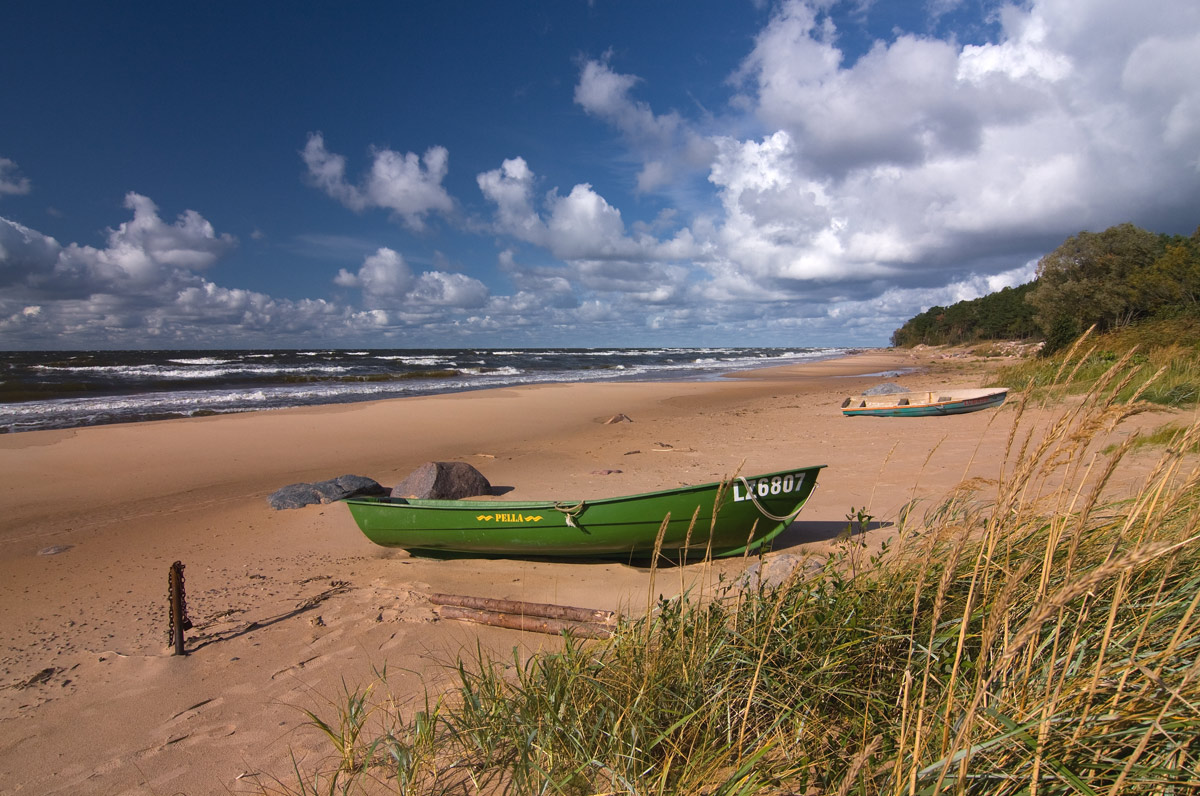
[554,501,586,528]
[736,476,813,524]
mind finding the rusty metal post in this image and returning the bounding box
[169,561,186,656]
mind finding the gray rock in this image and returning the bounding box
[391,461,492,500]
[312,474,387,503]
[862,382,910,396]
[336,473,388,495]
[268,482,322,510]
[268,474,386,509]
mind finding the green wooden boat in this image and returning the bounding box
[344,465,825,559]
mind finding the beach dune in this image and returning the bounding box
[0,347,1126,794]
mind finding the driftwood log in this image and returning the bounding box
[430,593,617,638]
[436,606,613,639]
[430,593,616,624]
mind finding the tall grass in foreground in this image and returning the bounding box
[269,347,1200,795]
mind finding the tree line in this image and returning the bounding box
[891,222,1200,352]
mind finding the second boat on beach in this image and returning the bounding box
[841,387,1008,417]
[343,465,825,559]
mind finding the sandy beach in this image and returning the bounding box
[0,347,1165,794]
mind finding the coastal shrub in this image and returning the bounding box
[272,346,1200,795]
[992,322,1200,409]
[891,282,1039,347]
[891,222,1200,353]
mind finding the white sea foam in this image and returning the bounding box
[458,366,523,377]
[375,355,455,366]
[1,346,847,433]
[167,357,235,365]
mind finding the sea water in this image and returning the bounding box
[0,347,848,433]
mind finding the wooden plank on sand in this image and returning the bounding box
[436,605,613,639]
[429,592,617,625]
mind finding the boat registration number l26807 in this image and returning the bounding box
[731,472,805,502]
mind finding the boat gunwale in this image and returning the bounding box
[842,388,1007,415]
[342,464,827,511]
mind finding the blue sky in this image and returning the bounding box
[1,0,1198,350]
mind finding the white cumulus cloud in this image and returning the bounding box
[334,247,414,298]
[476,157,548,246]
[0,196,356,346]
[336,246,488,310]
[689,0,1200,311]
[303,133,454,230]
[54,193,236,293]
[0,158,32,196]
[575,58,716,193]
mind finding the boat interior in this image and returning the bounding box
[842,388,1002,408]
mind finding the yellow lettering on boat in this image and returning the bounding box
[476,513,544,523]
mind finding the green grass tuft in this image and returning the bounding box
[991,318,1200,409]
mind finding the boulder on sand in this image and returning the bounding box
[268,474,387,510]
[862,382,909,396]
[317,474,388,501]
[391,461,492,500]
